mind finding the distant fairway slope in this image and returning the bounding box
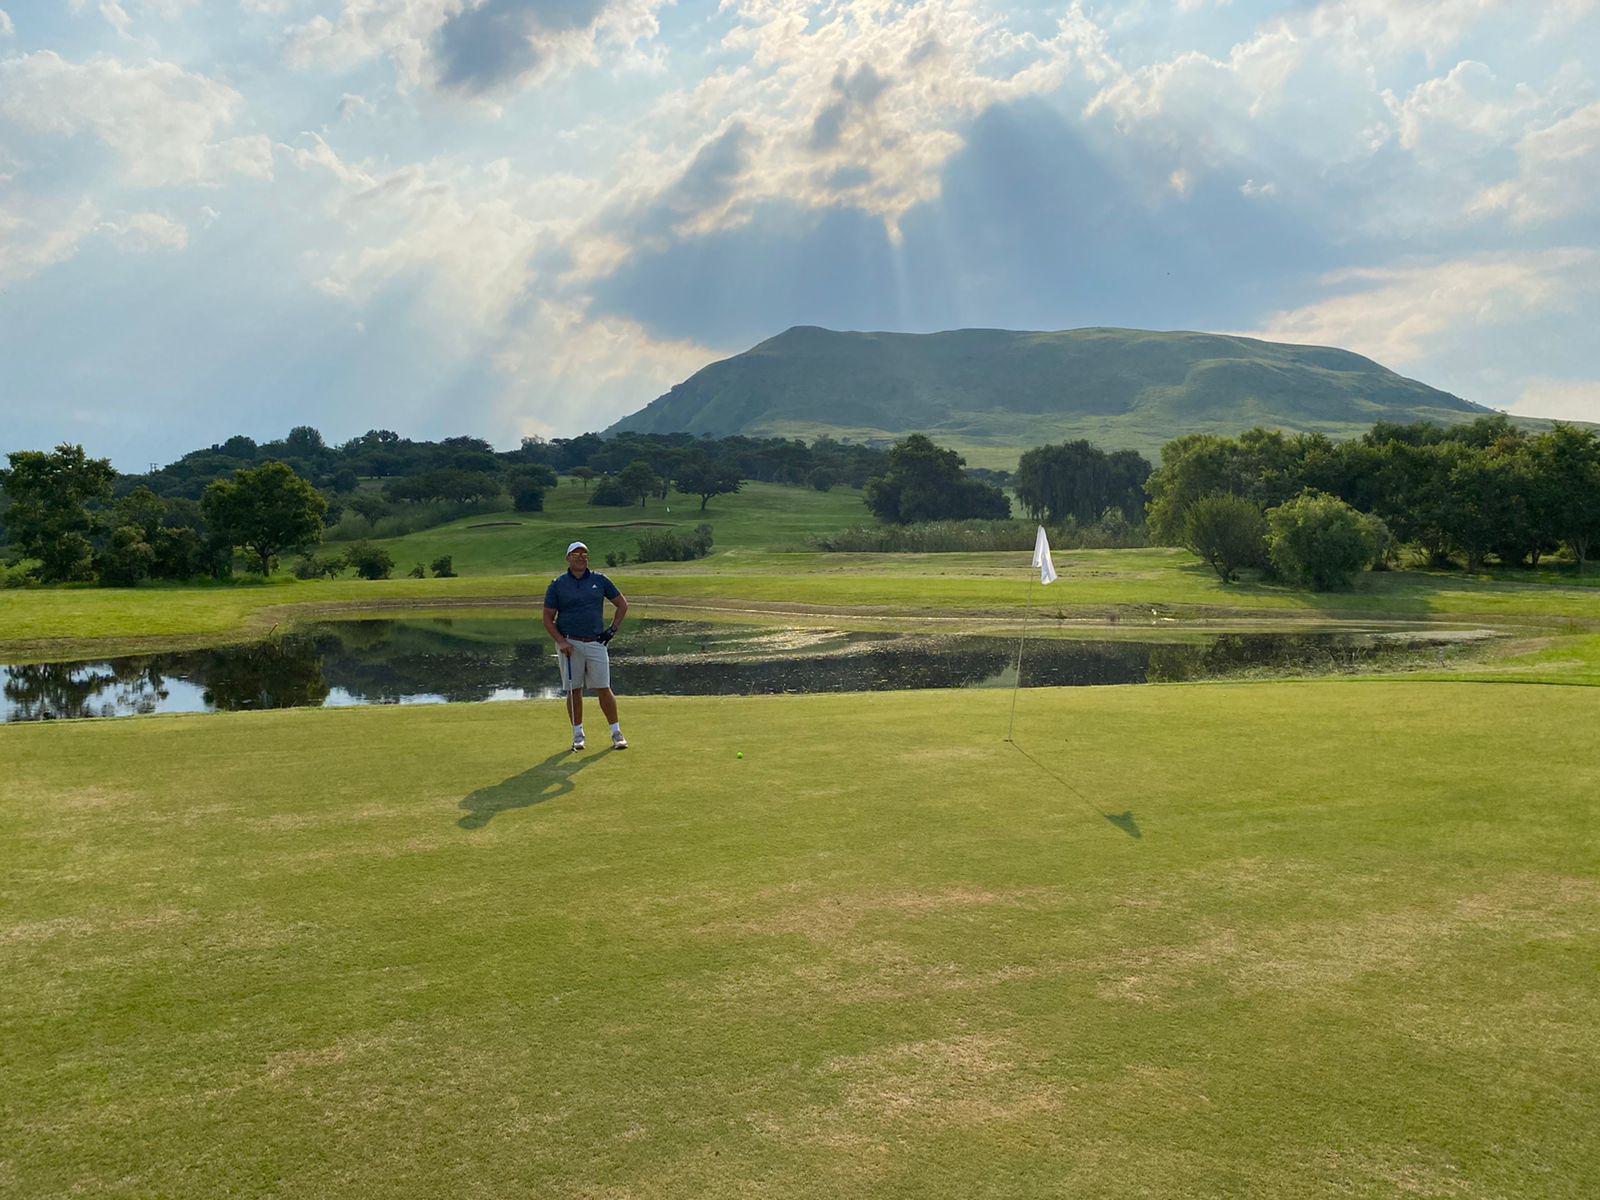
[344,478,870,577]
[4,683,1597,1197]
[608,326,1496,461]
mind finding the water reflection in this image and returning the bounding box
[2,617,1468,723]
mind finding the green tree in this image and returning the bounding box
[1265,492,1377,590]
[385,468,501,504]
[571,467,596,490]
[1183,494,1266,583]
[344,541,394,580]
[431,555,456,578]
[285,426,326,455]
[1529,425,1600,571]
[1016,440,1149,524]
[1145,429,1307,545]
[864,435,1010,524]
[509,464,558,512]
[617,459,663,508]
[1363,439,1457,566]
[152,526,206,579]
[113,485,168,540]
[675,455,743,510]
[806,467,836,492]
[201,462,328,576]
[96,525,157,587]
[588,475,633,507]
[0,443,116,582]
[348,491,390,524]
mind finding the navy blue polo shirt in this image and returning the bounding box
[543,569,620,638]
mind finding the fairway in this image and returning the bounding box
[338,479,873,576]
[4,682,1597,1198]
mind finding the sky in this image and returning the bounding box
[1,0,1597,470]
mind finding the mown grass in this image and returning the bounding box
[337,478,871,576]
[3,682,1597,1198]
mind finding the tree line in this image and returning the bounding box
[118,427,891,504]
[7,412,1597,591]
[1148,416,1600,587]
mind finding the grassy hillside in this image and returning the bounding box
[5,683,1597,1197]
[339,478,870,576]
[608,326,1498,464]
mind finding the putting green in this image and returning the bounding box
[3,681,1596,1197]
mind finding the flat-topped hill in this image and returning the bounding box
[608,326,1498,464]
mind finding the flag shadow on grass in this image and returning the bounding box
[458,749,600,829]
[1008,742,1142,839]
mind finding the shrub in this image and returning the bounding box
[634,524,714,563]
[292,553,345,580]
[807,467,836,492]
[1266,491,1378,590]
[605,550,628,567]
[345,541,394,580]
[431,555,456,578]
[1183,495,1267,583]
[0,561,39,589]
[408,562,427,578]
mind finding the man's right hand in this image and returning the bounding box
[557,639,574,656]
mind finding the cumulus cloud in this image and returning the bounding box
[337,91,373,120]
[1304,0,1507,63]
[286,0,666,94]
[0,200,101,285]
[1085,19,1399,214]
[278,131,717,431]
[10,0,1597,459]
[98,210,189,252]
[1471,101,1600,225]
[1250,249,1598,366]
[0,52,274,188]
[0,10,14,38]
[1392,60,1545,166]
[597,0,1089,240]
[493,300,716,431]
[0,200,188,283]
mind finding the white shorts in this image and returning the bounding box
[558,640,611,692]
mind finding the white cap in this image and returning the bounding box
[566,541,588,555]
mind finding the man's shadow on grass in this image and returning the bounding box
[458,749,600,830]
[1008,742,1142,839]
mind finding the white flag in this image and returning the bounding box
[1032,525,1058,586]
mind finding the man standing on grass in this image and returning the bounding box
[543,541,629,752]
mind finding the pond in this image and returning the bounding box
[1,616,1481,723]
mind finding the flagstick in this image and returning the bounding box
[1006,571,1036,743]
